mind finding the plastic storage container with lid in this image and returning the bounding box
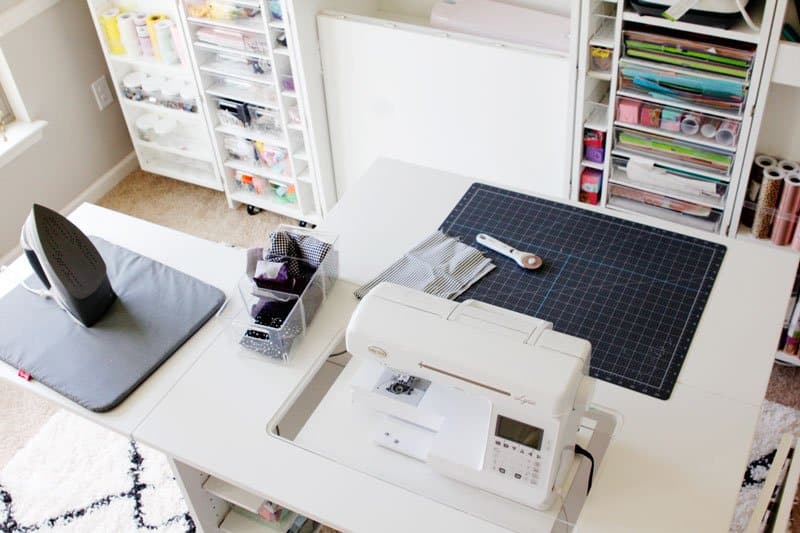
[179,83,198,113]
[121,72,146,101]
[160,79,183,109]
[153,116,177,142]
[142,75,165,105]
[135,113,159,142]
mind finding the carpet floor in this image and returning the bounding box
[1,170,799,531]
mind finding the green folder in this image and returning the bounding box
[626,48,749,79]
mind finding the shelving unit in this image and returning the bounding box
[201,475,336,533]
[180,0,322,223]
[86,0,222,192]
[570,0,777,235]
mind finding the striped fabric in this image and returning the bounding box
[354,231,495,300]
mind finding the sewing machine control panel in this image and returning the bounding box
[490,415,545,486]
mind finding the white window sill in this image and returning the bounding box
[0,120,46,169]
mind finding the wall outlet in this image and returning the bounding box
[91,75,114,111]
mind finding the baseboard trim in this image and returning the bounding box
[0,151,138,266]
[61,151,139,216]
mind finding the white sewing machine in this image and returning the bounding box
[345,283,595,511]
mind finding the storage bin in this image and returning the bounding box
[232,225,338,361]
[615,127,733,175]
[617,60,747,115]
[608,183,722,232]
[217,98,250,127]
[247,105,282,135]
[590,46,612,72]
[223,134,257,163]
[254,142,291,176]
[615,97,741,147]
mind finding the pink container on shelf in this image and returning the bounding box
[616,98,641,125]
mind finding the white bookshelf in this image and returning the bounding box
[570,0,778,236]
[179,0,322,223]
[86,0,223,192]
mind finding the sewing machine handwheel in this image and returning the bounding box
[246,205,262,216]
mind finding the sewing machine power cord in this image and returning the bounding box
[574,444,595,494]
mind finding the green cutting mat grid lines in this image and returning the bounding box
[440,184,726,400]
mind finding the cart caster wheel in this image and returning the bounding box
[247,205,262,216]
[298,220,316,228]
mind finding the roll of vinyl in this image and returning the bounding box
[146,14,167,60]
[680,113,700,135]
[99,8,125,55]
[155,19,178,64]
[752,167,785,238]
[715,120,739,146]
[133,13,153,57]
[771,173,800,245]
[169,22,188,66]
[700,119,720,139]
[117,12,140,58]
[741,155,778,228]
[779,160,800,174]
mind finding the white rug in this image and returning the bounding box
[0,410,193,532]
[730,400,800,532]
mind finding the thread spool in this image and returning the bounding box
[155,19,179,64]
[715,120,739,146]
[680,113,700,135]
[146,14,167,60]
[700,119,720,139]
[771,173,800,246]
[117,12,140,57]
[99,8,125,55]
[133,13,153,57]
[752,167,785,238]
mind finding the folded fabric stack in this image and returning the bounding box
[245,230,332,328]
[355,230,495,300]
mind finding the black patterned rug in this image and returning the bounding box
[0,411,193,532]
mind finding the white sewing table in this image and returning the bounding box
[0,158,796,532]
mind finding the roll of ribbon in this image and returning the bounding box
[700,119,720,139]
[100,8,125,55]
[680,113,700,135]
[752,167,785,238]
[133,13,153,57]
[155,19,179,64]
[772,173,800,245]
[146,14,167,60]
[715,120,739,146]
[117,12,140,57]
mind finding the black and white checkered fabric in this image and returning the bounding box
[354,231,495,300]
[266,231,331,276]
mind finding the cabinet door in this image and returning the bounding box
[318,14,574,199]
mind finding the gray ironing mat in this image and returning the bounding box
[440,183,726,400]
[0,238,226,412]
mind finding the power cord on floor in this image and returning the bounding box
[574,444,595,494]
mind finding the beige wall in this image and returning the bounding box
[0,0,132,258]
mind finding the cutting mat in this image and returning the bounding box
[440,183,726,400]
